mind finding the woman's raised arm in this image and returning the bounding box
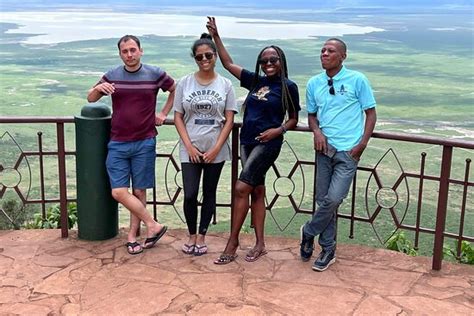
[206,16,243,80]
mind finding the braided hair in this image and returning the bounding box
[246,45,296,117]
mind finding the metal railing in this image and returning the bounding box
[1,116,473,270]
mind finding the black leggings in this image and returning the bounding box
[181,161,225,235]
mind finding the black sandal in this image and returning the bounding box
[143,226,168,249]
[126,241,143,255]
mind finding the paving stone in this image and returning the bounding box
[66,294,81,304]
[434,260,474,277]
[412,284,465,300]
[95,250,113,260]
[1,229,472,314]
[247,281,363,314]
[29,295,68,314]
[450,294,474,310]
[178,272,243,302]
[427,275,471,289]
[164,291,200,313]
[266,250,295,260]
[0,255,14,276]
[81,281,185,314]
[337,243,375,259]
[79,267,128,308]
[465,287,474,302]
[336,263,422,295]
[141,245,182,264]
[1,244,39,260]
[353,246,428,274]
[187,302,268,315]
[256,235,296,251]
[69,259,104,282]
[160,255,242,274]
[3,260,60,287]
[0,286,30,304]
[60,303,81,315]
[1,277,31,288]
[33,258,102,295]
[240,255,274,279]
[55,247,94,260]
[111,263,176,284]
[33,253,77,267]
[78,235,124,255]
[158,257,211,273]
[389,295,473,315]
[353,294,403,315]
[0,302,52,315]
[273,259,351,289]
[2,229,57,243]
[39,240,83,255]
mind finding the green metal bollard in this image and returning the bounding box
[75,103,118,240]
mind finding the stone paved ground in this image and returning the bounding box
[0,229,472,315]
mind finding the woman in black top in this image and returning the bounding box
[207,17,301,264]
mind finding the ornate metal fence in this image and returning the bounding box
[0,117,472,270]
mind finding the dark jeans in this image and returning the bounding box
[304,151,358,252]
[181,161,225,235]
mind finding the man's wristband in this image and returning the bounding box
[281,124,287,134]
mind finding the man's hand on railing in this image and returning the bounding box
[312,129,327,153]
[155,112,167,126]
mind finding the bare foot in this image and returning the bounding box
[146,223,165,239]
[142,225,168,249]
[222,239,239,255]
[245,245,267,262]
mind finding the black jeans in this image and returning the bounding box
[181,161,225,235]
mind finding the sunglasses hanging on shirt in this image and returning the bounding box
[328,78,335,95]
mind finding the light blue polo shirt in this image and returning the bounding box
[306,66,376,151]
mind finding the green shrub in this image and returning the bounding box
[26,203,77,229]
[385,231,418,256]
[0,198,25,230]
[443,241,474,265]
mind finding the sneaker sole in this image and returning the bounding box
[312,257,336,272]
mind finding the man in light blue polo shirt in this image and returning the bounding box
[300,38,377,271]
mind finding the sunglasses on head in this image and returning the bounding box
[194,52,215,61]
[258,56,280,65]
[328,79,335,95]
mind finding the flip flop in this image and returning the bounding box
[214,253,238,265]
[143,226,168,249]
[182,243,195,255]
[194,244,208,256]
[126,241,143,255]
[245,248,267,262]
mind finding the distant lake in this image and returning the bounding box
[1,11,384,44]
[0,3,472,139]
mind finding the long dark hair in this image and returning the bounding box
[246,45,296,116]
